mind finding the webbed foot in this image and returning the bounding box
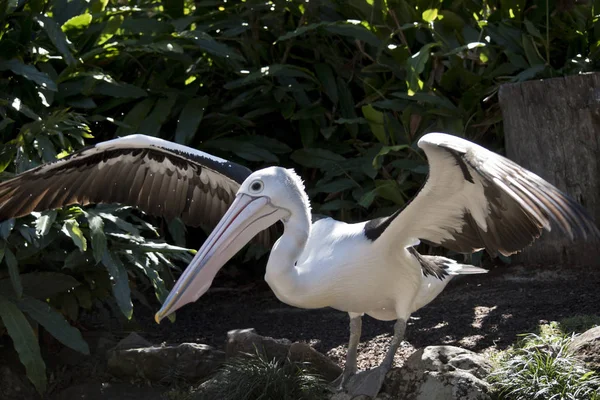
[340,365,389,398]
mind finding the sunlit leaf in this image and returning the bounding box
[37,15,77,66]
[422,9,438,23]
[97,15,124,45]
[35,210,57,236]
[61,13,92,32]
[86,212,106,264]
[1,95,40,120]
[98,213,140,236]
[362,105,387,144]
[62,220,87,252]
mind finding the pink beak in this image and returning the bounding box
[155,194,286,323]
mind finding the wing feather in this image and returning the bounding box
[0,134,274,245]
[379,132,599,256]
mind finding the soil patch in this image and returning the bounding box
[133,263,600,370]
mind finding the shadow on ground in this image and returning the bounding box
[135,263,600,369]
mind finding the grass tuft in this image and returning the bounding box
[488,324,600,400]
[191,350,329,400]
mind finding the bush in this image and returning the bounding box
[489,324,600,400]
[0,0,598,394]
[192,352,329,400]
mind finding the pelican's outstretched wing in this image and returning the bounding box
[366,132,599,256]
[0,134,271,243]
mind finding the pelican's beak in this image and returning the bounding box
[155,194,286,323]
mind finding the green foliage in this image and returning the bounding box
[193,352,329,400]
[0,0,598,394]
[489,325,600,400]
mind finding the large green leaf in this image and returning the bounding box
[0,295,46,393]
[175,96,208,145]
[0,59,58,91]
[115,98,155,136]
[203,139,278,162]
[276,22,329,41]
[93,80,148,99]
[324,23,381,47]
[37,15,77,66]
[101,252,132,319]
[5,246,22,298]
[1,95,41,120]
[224,64,317,89]
[61,13,92,32]
[372,145,410,169]
[86,212,106,264]
[0,272,79,300]
[62,220,87,252]
[35,210,57,236]
[180,31,244,61]
[17,296,89,355]
[362,105,387,144]
[314,63,338,105]
[291,148,346,169]
[139,94,178,136]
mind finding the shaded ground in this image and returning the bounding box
[134,263,600,370]
[8,262,593,399]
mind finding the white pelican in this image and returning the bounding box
[0,133,597,397]
[153,132,598,397]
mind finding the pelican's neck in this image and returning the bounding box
[264,202,311,293]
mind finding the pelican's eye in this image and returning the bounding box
[250,180,264,193]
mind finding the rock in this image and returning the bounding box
[226,328,342,382]
[82,330,118,358]
[569,326,600,371]
[53,382,164,400]
[288,342,343,382]
[111,332,151,351]
[226,328,291,360]
[107,342,225,382]
[382,346,491,400]
[0,366,39,400]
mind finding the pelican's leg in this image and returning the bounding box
[346,318,407,398]
[332,312,362,390]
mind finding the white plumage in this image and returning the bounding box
[155,132,598,397]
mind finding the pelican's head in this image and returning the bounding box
[238,166,310,221]
[155,167,306,323]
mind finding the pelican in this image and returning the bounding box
[0,132,598,397]
[153,132,598,397]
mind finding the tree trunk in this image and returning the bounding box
[498,73,600,267]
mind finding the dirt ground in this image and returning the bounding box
[134,262,600,370]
